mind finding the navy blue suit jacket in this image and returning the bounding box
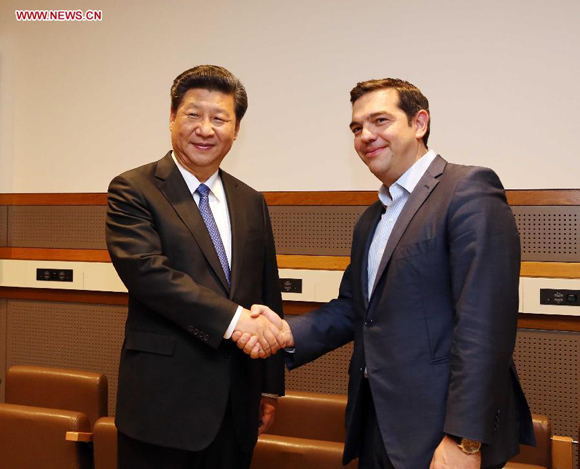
[288,156,534,468]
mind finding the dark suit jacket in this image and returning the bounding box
[106,151,284,453]
[288,156,534,468]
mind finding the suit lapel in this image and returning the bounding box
[369,155,447,299]
[155,152,230,293]
[358,201,385,309]
[220,170,246,300]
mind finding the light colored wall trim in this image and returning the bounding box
[0,260,126,292]
[1,260,580,318]
[521,278,580,317]
[279,269,344,303]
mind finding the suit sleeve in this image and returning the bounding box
[106,174,238,350]
[286,263,357,369]
[259,196,286,395]
[443,167,521,444]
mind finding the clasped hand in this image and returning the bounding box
[231,306,294,359]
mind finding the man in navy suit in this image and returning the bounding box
[235,78,534,468]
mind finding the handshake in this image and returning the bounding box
[231,305,294,359]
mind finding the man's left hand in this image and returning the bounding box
[258,396,278,436]
[429,435,481,469]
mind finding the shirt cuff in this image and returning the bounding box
[223,306,243,339]
[261,393,279,399]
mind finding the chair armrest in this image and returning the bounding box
[93,417,118,469]
[266,391,348,443]
[65,431,93,442]
[6,365,108,429]
[551,436,573,469]
[0,403,92,468]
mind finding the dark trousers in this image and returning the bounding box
[117,400,253,469]
[357,379,507,469]
[358,379,396,469]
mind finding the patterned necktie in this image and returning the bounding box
[196,183,231,286]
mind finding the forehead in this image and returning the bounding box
[178,88,235,112]
[351,88,401,120]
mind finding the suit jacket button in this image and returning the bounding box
[364,319,374,327]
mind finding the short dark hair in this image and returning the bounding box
[350,78,430,145]
[170,65,248,124]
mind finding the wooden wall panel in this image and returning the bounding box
[506,190,580,206]
[0,206,7,247]
[0,194,108,206]
[6,300,126,416]
[0,247,110,262]
[0,299,6,402]
[0,190,578,333]
[2,189,579,207]
[7,206,107,249]
[514,330,579,465]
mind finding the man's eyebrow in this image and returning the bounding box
[368,111,391,119]
[181,102,231,115]
[349,111,393,129]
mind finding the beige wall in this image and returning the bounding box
[1,0,579,193]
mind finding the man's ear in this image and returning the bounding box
[234,121,240,140]
[169,110,176,130]
[414,110,429,140]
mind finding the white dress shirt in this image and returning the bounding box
[367,149,437,297]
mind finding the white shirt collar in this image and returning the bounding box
[171,152,225,202]
[378,149,437,206]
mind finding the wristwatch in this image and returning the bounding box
[448,435,481,454]
[457,438,481,455]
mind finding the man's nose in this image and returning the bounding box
[360,126,375,143]
[196,118,215,137]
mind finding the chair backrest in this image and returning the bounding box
[0,403,91,469]
[265,391,348,443]
[5,365,108,429]
[93,417,118,469]
[508,414,551,468]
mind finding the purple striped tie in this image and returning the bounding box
[196,183,231,285]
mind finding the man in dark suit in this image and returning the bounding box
[106,65,284,469]
[236,78,535,468]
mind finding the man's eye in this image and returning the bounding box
[351,127,361,134]
[375,118,388,124]
[187,113,198,118]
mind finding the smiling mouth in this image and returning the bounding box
[365,146,385,157]
[192,143,214,150]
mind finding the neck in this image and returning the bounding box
[381,145,429,187]
[174,153,216,183]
